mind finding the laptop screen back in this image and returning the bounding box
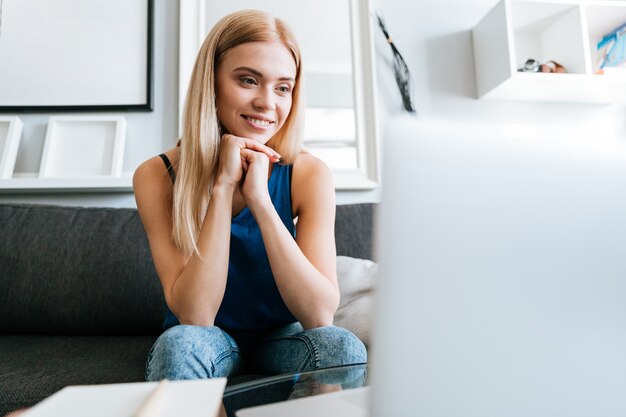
[371,119,626,417]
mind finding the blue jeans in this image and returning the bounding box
[145,322,367,381]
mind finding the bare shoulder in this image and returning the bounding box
[291,152,334,214]
[133,148,178,195]
[292,152,332,182]
[133,155,162,183]
[133,149,179,224]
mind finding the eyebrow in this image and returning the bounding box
[233,66,295,82]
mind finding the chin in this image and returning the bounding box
[223,122,276,144]
[242,131,274,144]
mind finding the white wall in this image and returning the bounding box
[3,0,624,208]
[0,0,179,208]
[372,0,626,149]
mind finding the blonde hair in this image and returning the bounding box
[173,10,305,255]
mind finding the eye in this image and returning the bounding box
[276,85,292,94]
[240,76,257,86]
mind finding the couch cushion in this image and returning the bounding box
[333,256,378,347]
[335,204,375,261]
[0,204,166,335]
[0,335,157,415]
[0,203,375,335]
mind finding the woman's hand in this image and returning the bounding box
[215,134,280,189]
[240,148,272,208]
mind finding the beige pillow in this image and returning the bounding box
[333,255,378,347]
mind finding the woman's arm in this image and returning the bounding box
[134,137,280,326]
[133,155,234,326]
[241,150,339,329]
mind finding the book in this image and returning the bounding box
[21,379,227,417]
[597,22,626,71]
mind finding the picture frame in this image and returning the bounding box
[0,117,23,179]
[0,0,153,111]
[39,117,127,178]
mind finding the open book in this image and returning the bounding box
[22,379,226,417]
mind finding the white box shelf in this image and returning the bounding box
[40,116,126,178]
[473,0,626,103]
[0,117,23,179]
[0,116,132,193]
[0,174,133,194]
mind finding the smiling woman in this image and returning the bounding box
[132,9,366,383]
[179,0,379,190]
[215,43,297,144]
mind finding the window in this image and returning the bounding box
[179,0,379,190]
[304,108,357,170]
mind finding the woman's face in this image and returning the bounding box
[215,41,297,145]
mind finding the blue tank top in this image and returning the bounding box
[161,160,297,331]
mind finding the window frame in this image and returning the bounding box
[178,0,379,190]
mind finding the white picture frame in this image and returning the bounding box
[0,0,153,111]
[39,117,127,178]
[0,117,24,179]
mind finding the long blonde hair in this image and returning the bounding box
[173,10,305,255]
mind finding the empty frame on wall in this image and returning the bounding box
[0,117,23,179]
[39,117,127,178]
[0,0,153,111]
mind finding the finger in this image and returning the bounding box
[240,148,261,157]
[240,154,249,171]
[224,133,280,162]
[241,138,281,160]
[240,148,271,163]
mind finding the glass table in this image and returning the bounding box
[221,363,368,417]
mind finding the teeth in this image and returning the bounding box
[245,116,271,127]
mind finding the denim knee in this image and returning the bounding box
[300,325,368,370]
[145,325,241,381]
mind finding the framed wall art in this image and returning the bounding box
[0,0,153,111]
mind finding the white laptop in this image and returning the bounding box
[239,118,626,416]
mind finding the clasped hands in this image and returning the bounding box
[216,134,281,207]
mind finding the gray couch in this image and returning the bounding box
[0,202,374,415]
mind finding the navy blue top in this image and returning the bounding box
[161,159,297,331]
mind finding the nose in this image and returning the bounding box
[252,87,276,111]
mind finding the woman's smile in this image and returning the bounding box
[241,114,275,129]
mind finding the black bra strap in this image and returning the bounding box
[158,153,176,184]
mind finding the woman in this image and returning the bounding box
[134,10,366,380]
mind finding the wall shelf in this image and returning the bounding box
[472,0,626,103]
[0,175,133,194]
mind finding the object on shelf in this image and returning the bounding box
[39,116,127,178]
[472,0,626,103]
[518,58,566,73]
[0,116,23,179]
[375,12,416,113]
[596,22,626,73]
